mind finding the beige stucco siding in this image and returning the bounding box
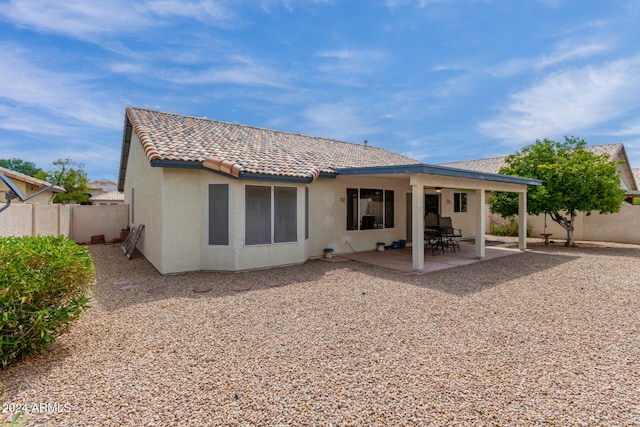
[123,145,533,273]
[156,168,311,273]
[71,205,128,243]
[0,203,32,236]
[0,180,57,204]
[436,188,476,239]
[123,133,165,272]
[307,175,411,256]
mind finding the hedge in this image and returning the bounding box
[0,235,95,369]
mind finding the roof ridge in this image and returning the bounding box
[441,155,507,163]
[126,106,394,152]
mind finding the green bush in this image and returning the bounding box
[490,216,532,237]
[0,236,94,369]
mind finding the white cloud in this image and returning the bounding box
[316,48,386,74]
[479,56,640,145]
[0,0,150,38]
[490,41,611,78]
[0,0,234,40]
[160,55,290,87]
[145,0,235,23]
[385,0,453,8]
[0,43,122,130]
[608,119,640,137]
[301,101,384,142]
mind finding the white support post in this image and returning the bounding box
[411,184,424,270]
[475,188,486,258]
[518,191,527,251]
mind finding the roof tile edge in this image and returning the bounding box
[202,157,242,177]
[126,107,161,161]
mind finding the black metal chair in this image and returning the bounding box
[424,213,444,255]
[439,216,462,252]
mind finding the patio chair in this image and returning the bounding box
[424,213,444,255]
[439,217,462,252]
[424,227,444,255]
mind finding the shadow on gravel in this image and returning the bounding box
[89,244,365,312]
[395,251,579,296]
[84,244,594,312]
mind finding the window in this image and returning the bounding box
[245,185,297,245]
[346,188,394,230]
[209,184,229,245]
[305,187,309,240]
[274,187,297,243]
[454,192,468,213]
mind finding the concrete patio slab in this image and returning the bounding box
[339,241,521,273]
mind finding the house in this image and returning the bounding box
[0,166,65,204]
[441,144,640,243]
[629,169,640,205]
[88,190,125,206]
[88,179,118,197]
[117,107,539,274]
[441,143,638,196]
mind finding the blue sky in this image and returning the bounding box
[1,0,640,183]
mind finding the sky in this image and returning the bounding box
[1,0,640,183]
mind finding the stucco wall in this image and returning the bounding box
[307,176,412,257]
[33,204,62,236]
[0,203,119,240]
[0,203,32,237]
[71,205,129,243]
[438,188,477,239]
[487,204,640,244]
[159,168,310,273]
[123,133,164,272]
[583,205,639,244]
[138,171,498,273]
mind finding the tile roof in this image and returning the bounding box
[440,143,638,191]
[0,166,65,193]
[123,107,418,181]
[440,156,507,174]
[88,179,118,192]
[89,190,125,202]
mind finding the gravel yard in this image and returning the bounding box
[2,241,639,426]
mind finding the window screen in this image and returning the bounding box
[274,186,297,243]
[305,187,309,240]
[384,190,394,228]
[208,184,229,245]
[245,185,271,245]
[346,188,358,230]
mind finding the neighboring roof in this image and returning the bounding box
[88,179,118,192]
[441,143,638,191]
[89,190,125,202]
[0,166,65,193]
[119,107,418,190]
[439,156,507,174]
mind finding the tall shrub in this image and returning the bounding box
[0,236,94,369]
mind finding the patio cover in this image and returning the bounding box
[336,164,542,271]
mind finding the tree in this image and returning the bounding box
[489,137,626,246]
[0,158,43,177]
[45,159,90,204]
